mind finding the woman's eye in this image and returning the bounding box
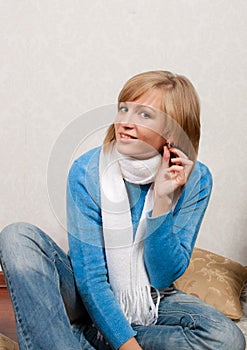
[119,106,128,113]
[140,112,152,119]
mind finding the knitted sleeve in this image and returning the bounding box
[67,147,136,350]
[144,161,213,289]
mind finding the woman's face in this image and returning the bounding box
[114,89,166,159]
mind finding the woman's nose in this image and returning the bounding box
[118,112,136,126]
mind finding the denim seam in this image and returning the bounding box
[158,310,222,325]
[35,230,73,275]
[146,312,210,350]
[0,254,32,350]
[180,326,198,350]
[56,255,73,274]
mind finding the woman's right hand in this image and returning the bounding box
[152,144,193,217]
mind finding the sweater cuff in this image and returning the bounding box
[146,209,173,233]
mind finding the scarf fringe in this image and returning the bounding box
[115,286,161,326]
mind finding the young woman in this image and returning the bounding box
[0,71,245,350]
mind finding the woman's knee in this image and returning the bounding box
[169,293,246,349]
[0,222,39,249]
[0,222,51,269]
[203,314,246,350]
[218,319,246,350]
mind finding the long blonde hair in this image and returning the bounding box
[104,70,201,159]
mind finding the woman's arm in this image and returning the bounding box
[67,148,137,350]
[144,160,213,289]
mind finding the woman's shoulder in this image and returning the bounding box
[74,146,102,166]
[190,160,213,190]
[67,146,102,205]
[68,146,102,184]
[194,160,212,181]
[70,146,101,171]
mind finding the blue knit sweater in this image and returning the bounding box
[67,146,213,349]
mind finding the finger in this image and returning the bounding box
[168,165,187,177]
[167,165,184,172]
[168,166,186,183]
[169,147,188,160]
[162,145,170,168]
[170,157,193,166]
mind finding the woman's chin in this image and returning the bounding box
[116,141,160,160]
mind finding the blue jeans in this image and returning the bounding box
[0,222,245,350]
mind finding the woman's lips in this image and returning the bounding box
[119,133,137,140]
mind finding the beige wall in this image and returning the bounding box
[1,0,246,264]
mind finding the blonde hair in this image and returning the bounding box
[104,70,201,158]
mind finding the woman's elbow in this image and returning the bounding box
[148,261,189,290]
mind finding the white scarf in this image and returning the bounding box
[99,142,162,325]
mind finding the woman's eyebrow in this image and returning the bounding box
[126,102,159,113]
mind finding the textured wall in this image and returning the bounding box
[0,0,246,264]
